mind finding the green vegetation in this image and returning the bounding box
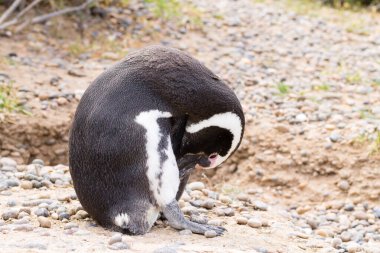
[345,72,362,84]
[254,0,379,36]
[0,56,17,66]
[145,0,180,20]
[144,0,204,29]
[370,130,380,155]
[276,82,291,95]
[351,130,380,156]
[313,84,330,91]
[323,0,380,8]
[0,82,29,114]
[372,79,380,87]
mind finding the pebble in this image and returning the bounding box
[329,131,341,142]
[38,216,52,228]
[353,211,368,220]
[20,181,33,189]
[236,193,250,202]
[108,242,129,250]
[34,208,49,217]
[236,216,248,225]
[201,199,215,209]
[346,242,361,253]
[6,200,17,207]
[0,157,17,168]
[332,238,342,249]
[341,231,352,242]
[338,180,350,191]
[208,219,223,226]
[2,209,19,220]
[179,229,192,235]
[219,195,232,204]
[187,181,205,191]
[64,222,79,230]
[253,201,268,211]
[315,229,328,237]
[248,218,262,228]
[22,242,47,250]
[108,233,122,245]
[204,230,217,238]
[17,211,29,219]
[12,224,34,231]
[153,246,177,253]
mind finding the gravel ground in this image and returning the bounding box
[1,0,380,252]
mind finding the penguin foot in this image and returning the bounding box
[162,200,226,236]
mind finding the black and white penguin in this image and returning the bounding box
[69,46,245,236]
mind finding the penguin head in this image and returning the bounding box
[182,112,243,169]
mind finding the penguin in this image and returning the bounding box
[69,45,245,236]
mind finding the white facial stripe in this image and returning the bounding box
[135,110,179,206]
[186,112,242,167]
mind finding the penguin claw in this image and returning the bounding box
[203,224,226,236]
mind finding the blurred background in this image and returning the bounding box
[0,0,380,252]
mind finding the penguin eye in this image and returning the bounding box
[208,153,218,159]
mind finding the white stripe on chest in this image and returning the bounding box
[186,112,242,167]
[135,110,179,206]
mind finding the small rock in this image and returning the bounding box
[204,230,217,238]
[75,210,89,219]
[17,211,29,219]
[236,217,248,225]
[190,215,208,224]
[338,180,350,191]
[68,69,86,77]
[315,229,328,237]
[332,238,342,249]
[0,157,17,168]
[34,208,49,217]
[201,200,215,209]
[236,193,250,202]
[253,201,268,211]
[58,212,70,220]
[188,182,205,191]
[306,219,319,229]
[6,200,17,207]
[248,218,262,228]
[20,181,33,190]
[38,216,51,228]
[274,124,290,133]
[2,209,19,220]
[179,229,192,236]
[295,113,307,123]
[108,242,129,250]
[346,242,361,253]
[22,242,47,250]
[329,131,341,142]
[64,222,79,230]
[353,211,368,220]
[6,179,19,188]
[208,219,223,226]
[13,224,34,231]
[326,213,337,222]
[108,233,122,245]
[219,195,232,204]
[341,231,352,242]
[153,246,176,253]
[224,208,235,216]
[344,203,355,212]
[31,159,44,166]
